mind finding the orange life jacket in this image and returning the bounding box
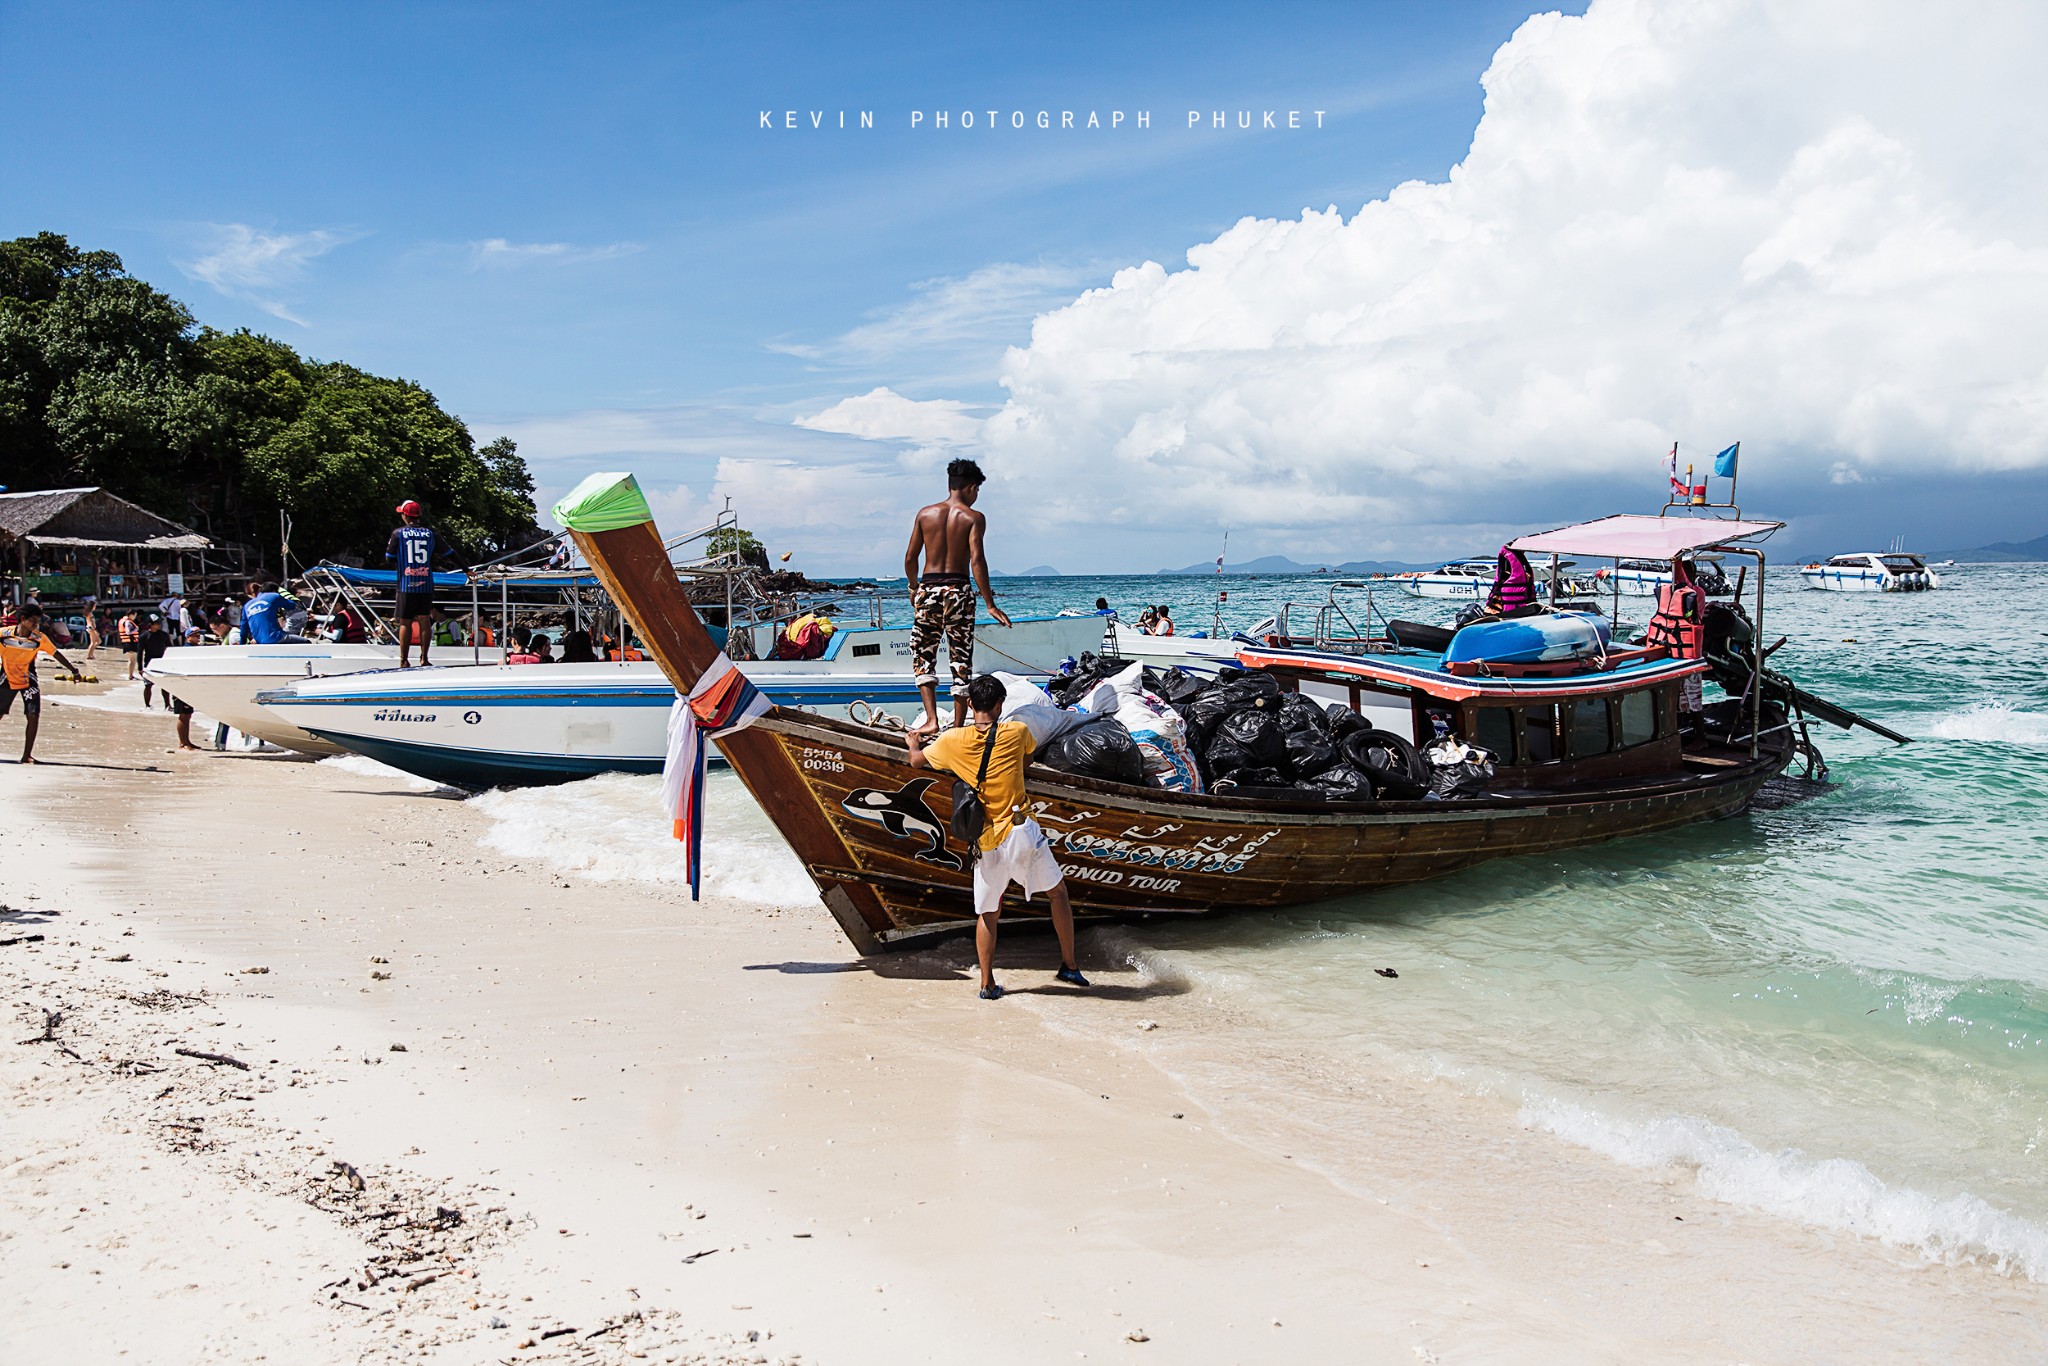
[1644,583,1704,658]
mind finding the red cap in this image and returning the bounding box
[396,500,422,517]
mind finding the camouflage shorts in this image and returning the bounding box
[910,582,976,688]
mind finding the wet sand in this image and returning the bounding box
[3,687,2042,1364]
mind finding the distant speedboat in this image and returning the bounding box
[1394,557,1496,599]
[1799,552,1940,592]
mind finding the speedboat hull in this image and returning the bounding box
[1800,554,1940,592]
[256,661,938,789]
[142,643,417,753]
[161,614,1106,759]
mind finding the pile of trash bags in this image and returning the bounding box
[993,656,1498,802]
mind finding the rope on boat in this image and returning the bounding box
[848,698,910,732]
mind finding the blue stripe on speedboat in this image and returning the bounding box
[265,683,927,708]
[304,731,671,789]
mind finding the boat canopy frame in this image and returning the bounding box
[1509,514,1781,758]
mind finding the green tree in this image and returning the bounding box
[0,233,202,504]
[0,231,539,567]
[705,525,765,561]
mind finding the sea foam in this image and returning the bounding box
[1521,1095,2048,1280]
[468,771,815,906]
[1929,700,2048,745]
[318,752,448,792]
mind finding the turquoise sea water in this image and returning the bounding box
[980,563,2048,1276]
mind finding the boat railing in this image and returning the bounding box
[1272,583,1398,655]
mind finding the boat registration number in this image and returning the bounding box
[799,746,847,774]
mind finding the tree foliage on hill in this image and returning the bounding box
[0,231,538,566]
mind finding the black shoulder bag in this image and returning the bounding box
[950,722,1001,863]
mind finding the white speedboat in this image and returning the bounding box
[142,643,416,753]
[245,613,1107,787]
[1593,558,1679,596]
[1799,552,1940,592]
[1393,557,1496,599]
[149,614,1109,758]
[253,660,928,787]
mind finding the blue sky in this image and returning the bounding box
[6,0,2045,572]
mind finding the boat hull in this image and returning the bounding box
[142,643,417,753]
[1397,575,1489,600]
[1799,567,1940,592]
[258,662,935,790]
[716,710,1792,953]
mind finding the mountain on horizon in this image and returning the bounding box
[992,565,1061,576]
[1157,554,1435,576]
[1951,531,2048,562]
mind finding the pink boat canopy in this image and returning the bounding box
[1508,514,1784,561]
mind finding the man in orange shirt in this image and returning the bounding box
[2,602,84,764]
[907,673,1086,999]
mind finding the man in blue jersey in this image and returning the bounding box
[385,499,450,667]
[240,580,292,645]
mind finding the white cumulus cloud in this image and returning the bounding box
[966,0,2048,547]
[795,386,984,450]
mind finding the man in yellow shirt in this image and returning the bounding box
[2,601,84,764]
[907,673,1086,1000]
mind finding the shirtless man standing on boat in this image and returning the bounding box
[904,458,1010,734]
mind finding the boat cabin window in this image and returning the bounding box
[1522,705,1560,764]
[1826,555,1866,568]
[1570,698,1612,757]
[1879,556,1924,572]
[1619,688,1658,747]
[1473,705,1515,760]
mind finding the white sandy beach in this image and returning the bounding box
[4,685,2044,1365]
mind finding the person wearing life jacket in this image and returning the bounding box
[1643,556,1707,714]
[1479,546,1538,618]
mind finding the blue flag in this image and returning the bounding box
[1713,442,1740,478]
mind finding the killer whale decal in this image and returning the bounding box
[840,777,964,871]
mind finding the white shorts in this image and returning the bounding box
[972,818,1063,919]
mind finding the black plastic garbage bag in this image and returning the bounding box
[1341,729,1430,799]
[1038,715,1145,785]
[1425,740,1497,799]
[1277,692,1331,735]
[1285,731,1341,778]
[1305,763,1376,801]
[1151,667,1207,705]
[1203,731,1253,777]
[1214,709,1290,773]
[1324,703,1369,741]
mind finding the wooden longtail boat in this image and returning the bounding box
[558,476,1809,954]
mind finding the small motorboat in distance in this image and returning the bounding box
[558,475,1910,955]
[1800,552,1940,592]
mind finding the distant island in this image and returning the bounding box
[1951,531,2048,562]
[1158,554,1435,576]
[992,565,1061,577]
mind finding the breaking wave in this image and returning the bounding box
[1522,1096,2048,1281]
[468,771,815,906]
